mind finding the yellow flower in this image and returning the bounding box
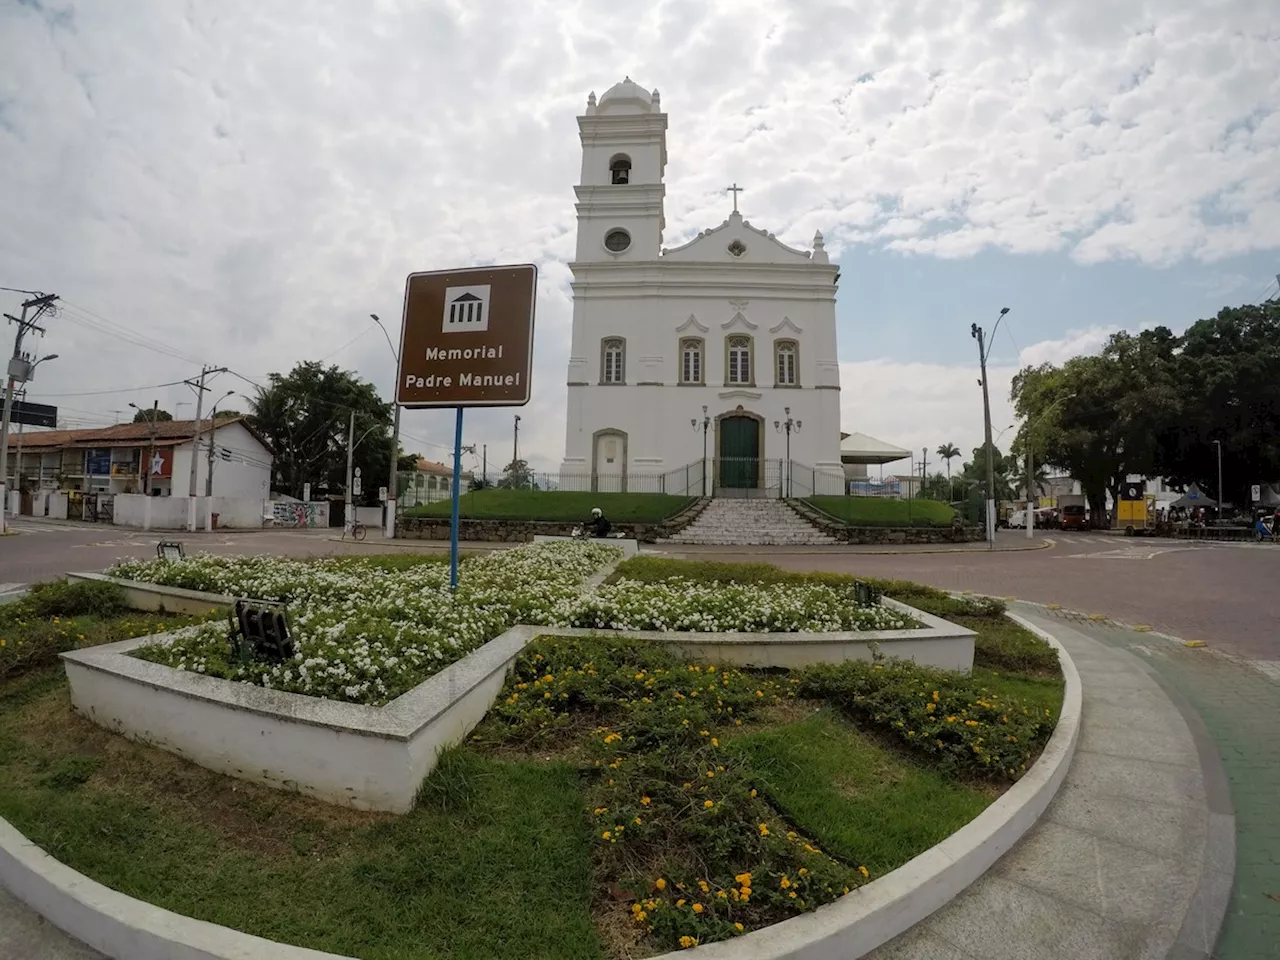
[932,690,940,702]
[750,788,757,797]
[602,831,612,840]
[735,872,752,885]
[676,898,687,907]
[634,816,643,824]
[758,823,769,836]
[734,922,744,932]
[655,878,667,890]
[594,807,608,815]
[699,729,709,736]
[858,865,870,878]
[780,876,791,889]
[641,796,651,806]
[926,702,936,713]
[679,935,697,948]
[692,902,704,914]
[788,890,797,899]
[631,903,644,914]
[711,737,719,747]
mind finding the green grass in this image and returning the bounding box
[1,581,212,683]
[729,709,990,875]
[404,489,694,523]
[0,678,602,960]
[804,495,956,527]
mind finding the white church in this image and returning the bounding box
[558,78,889,496]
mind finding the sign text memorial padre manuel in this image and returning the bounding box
[396,264,537,408]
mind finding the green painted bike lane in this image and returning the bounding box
[1040,609,1279,959]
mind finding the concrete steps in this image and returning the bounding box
[662,498,839,546]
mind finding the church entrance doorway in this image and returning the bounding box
[718,415,760,490]
[591,429,627,492]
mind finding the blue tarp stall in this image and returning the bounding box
[1169,483,1218,509]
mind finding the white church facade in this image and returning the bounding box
[559,78,845,497]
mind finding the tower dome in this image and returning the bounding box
[598,76,656,111]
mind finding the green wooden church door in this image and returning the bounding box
[719,416,759,488]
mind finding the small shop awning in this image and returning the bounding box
[840,431,911,465]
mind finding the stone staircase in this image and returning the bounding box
[662,498,840,546]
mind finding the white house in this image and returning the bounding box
[559,78,844,496]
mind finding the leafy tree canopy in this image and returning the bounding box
[132,408,173,423]
[247,361,391,504]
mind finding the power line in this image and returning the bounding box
[25,378,188,398]
[314,320,376,364]
[55,302,206,367]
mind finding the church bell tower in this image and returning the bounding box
[574,77,668,263]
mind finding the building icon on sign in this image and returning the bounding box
[442,284,491,333]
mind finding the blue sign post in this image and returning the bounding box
[449,407,464,591]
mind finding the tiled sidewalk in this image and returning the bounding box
[868,607,1235,960]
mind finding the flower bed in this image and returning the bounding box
[118,542,622,705]
[565,578,917,633]
[108,542,920,707]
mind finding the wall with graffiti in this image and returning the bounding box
[271,499,330,528]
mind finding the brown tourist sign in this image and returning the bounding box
[395,264,538,408]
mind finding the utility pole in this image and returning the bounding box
[513,414,521,466]
[1212,439,1223,524]
[482,443,487,484]
[204,390,236,497]
[921,447,928,498]
[345,410,356,533]
[369,313,401,540]
[183,364,228,531]
[2,291,58,534]
[971,307,1008,549]
[131,400,159,494]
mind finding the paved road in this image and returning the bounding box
[660,531,1280,665]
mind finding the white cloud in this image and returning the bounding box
[1,0,1277,470]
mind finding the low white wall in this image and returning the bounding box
[354,505,382,526]
[47,492,68,520]
[112,494,148,528]
[533,535,640,557]
[207,497,267,529]
[67,573,234,615]
[271,500,330,528]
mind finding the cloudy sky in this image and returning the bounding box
[3,0,1278,480]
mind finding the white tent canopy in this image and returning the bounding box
[840,431,911,465]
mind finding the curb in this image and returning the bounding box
[0,614,1081,960]
[652,539,1052,557]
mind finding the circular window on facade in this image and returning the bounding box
[604,228,631,253]
[727,239,747,257]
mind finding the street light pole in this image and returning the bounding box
[513,414,521,466]
[370,313,401,539]
[773,407,801,498]
[971,307,1009,549]
[1212,439,1223,523]
[204,390,236,498]
[691,405,711,496]
[1,293,58,532]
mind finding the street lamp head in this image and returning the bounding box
[796,420,802,430]
[370,313,379,322]
[128,402,139,409]
[702,405,708,415]
[774,420,780,431]
[1000,307,1010,316]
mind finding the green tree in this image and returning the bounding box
[1011,328,1180,523]
[1159,301,1280,507]
[248,361,391,504]
[398,452,422,472]
[213,409,241,420]
[132,408,173,423]
[936,442,960,500]
[496,459,537,490]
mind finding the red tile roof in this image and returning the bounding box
[5,416,261,450]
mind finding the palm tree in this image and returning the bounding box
[937,443,961,502]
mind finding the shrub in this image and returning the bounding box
[967,617,1061,674]
[794,659,1056,780]
[22,579,127,619]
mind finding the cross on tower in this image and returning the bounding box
[725,182,744,214]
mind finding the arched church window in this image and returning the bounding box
[601,338,626,384]
[610,154,632,185]
[775,340,798,386]
[726,335,753,385]
[680,338,704,384]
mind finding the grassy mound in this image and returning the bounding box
[804,495,957,527]
[404,489,695,523]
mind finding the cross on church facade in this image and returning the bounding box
[726,182,744,213]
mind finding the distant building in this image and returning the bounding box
[400,458,473,507]
[3,417,271,500]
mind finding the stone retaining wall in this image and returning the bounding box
[788,499,985,544]
[397,497,710,544]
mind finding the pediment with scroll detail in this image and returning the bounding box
[721,312,758,332]
[676,314,709,334]
[769,316,803,336]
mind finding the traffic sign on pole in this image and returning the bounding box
[395,264,537,408]
[1251,484,1261,503]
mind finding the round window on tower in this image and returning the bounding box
[604,228,631,253]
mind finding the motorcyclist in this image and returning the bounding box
[585,506,611,538]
